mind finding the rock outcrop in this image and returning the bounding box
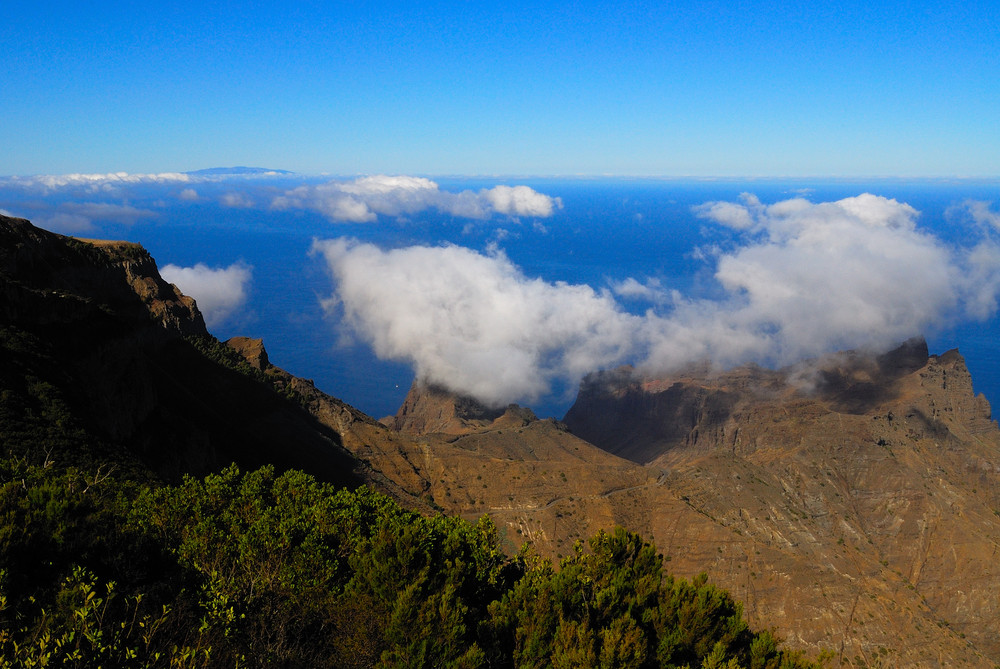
[388,381,537,435]
[225,336,270,370]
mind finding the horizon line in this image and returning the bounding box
[3,169,1000,182]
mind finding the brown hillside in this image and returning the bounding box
[334,341,1000,667]
[557,338,1000,667]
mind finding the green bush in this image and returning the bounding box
[0,455,821,668]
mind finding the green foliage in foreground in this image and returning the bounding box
[0,455,820,668]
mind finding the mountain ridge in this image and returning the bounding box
[370,340,1000,665]
[4,213,1000,665]
[0,214,359,484]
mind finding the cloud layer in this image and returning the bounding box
[1,172,192,194]
[313,239,636,405]
[274,175,561,223]
[316,194,1000,407]
[0,173,562,232]
[32,202,158,233]
[643,193,964,370]
[160,262,252,328]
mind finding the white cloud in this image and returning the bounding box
[611,277,669,303]
[945,200,1000,320]
[312,239,637,406]
[962,239,1000,320]
[313,193,1000,408]
[32,202,157,233]
[221,192,255,208]
[179,188,199,201]
[956,199,1000,231]
[273,175,561,223]
[641,194,965,371]
[693,193,760,230]
[1,172,191,194]
[160,262,252,328]
[482,184,560,217]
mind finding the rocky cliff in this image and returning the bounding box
[351,340,1000,666]
[0,215,358,483]
[554,338,1000,666]
[387,380,538,434]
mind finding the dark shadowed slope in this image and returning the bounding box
[0,214,357,484]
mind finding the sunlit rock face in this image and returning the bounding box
[557,338,1000,666]
[333,335,1000,664]
[387,380,537,436]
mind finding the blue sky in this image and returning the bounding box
[3,1,998,177]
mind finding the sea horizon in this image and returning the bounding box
[2,173,997,421]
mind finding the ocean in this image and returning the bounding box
[3,176,997,420]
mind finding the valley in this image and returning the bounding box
[2,213,999,666]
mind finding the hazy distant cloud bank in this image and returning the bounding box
[0,171,289,205]
[274,175,562,223]
[32,202,158,233]
[1,172,192,194]
[0,171,294,193]
[317,194,1000,407]
[0,172,561,228]
[160,262,252,328]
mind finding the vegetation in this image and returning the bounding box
[183,335,306,407]
[0,453,819,668]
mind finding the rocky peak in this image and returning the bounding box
[563,338,948,464]
[388,381,537,435]
[226,336,271,370]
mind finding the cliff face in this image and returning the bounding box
[563,337,938,463]
[347,339,1000,666]
[0,216,205,338]
[0,215,358,484]
[555,337,1000,666]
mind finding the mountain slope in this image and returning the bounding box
[558,339,1000,666]
[356,343,1000,666]
[0,214,357,484]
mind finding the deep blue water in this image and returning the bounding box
[5,178,998,420]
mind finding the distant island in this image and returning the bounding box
[185,166,294,175]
